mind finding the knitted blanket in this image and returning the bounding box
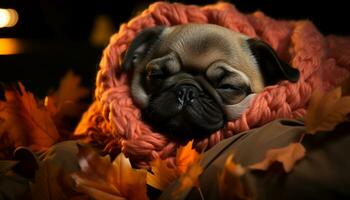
[74,2,350,168]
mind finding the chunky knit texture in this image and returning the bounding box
[74,2,350,168]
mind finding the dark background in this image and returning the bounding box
[0,0,349,97]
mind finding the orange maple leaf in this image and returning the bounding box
[0,83,59,152]
[305,87,350,134]
[176,140,202,174]
[45,70,89,119]
[45,71,90,138]
[172,162,203,197]
[147,140,203,194]
[71,145,148,200]
[146,158,178,191]
[249,143,306,173]
[50,70,89,109]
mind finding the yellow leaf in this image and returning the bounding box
[305,87,350,134]
[249,143,306,173]
[0,83,59,152]
[218,154,251,200]
[146,159,178,190]
[71,145,148,200]
[109,153,148,200]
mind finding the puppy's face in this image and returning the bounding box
[122,24,299,139]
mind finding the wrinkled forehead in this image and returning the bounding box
[155,24,250,72]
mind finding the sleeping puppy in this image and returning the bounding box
[122,24,299,139]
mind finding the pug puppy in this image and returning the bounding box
[122,24,299,139]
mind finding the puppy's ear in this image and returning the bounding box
[122,26,165,71]
[247,38,300,86]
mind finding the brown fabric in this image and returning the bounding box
[160,119,350,200]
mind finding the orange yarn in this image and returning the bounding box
[74,2,350,168]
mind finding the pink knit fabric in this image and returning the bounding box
[74,2,350,168]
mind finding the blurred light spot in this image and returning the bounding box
[0,38,21,55]
[0,8,19,28]
[90,15,115,47]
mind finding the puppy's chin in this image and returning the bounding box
[142,90,225,140]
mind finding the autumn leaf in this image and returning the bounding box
[218,154,252,200]
[176,140,202,174]
[147,140,203,191]
[147,141,204,199]
[147,159,178,191]
[71,145,148,200]
[173,162,203,196]
[0,83,59,152]
[249,143,306,173]
[50,71,89,108]
[45,71,90,139]
[44,96,58,116]
[305,87,350,134]
[173,141,204,198]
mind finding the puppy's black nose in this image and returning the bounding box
[176,84,199,105]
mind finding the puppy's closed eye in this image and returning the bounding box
[206,62,251,105]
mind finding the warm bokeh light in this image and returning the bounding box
[0,38,21,55]
[0,8,19,28]
[90,15,115,47]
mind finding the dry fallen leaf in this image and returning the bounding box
[147,158,178,191]
[173,141,204,198]
[147,140,203,191]
[45,71,90,139]
[305,87,350,134]
[0,83,59,152]
[50,71,89,108]
[44,96,58,116]
[176,140,202,174]
[173,162,203,197]
[218,154,251,200]
[71,145,148,200]
[249,143,306,173]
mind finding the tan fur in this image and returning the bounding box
[157,24,265,92]
[131,24,264,112]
